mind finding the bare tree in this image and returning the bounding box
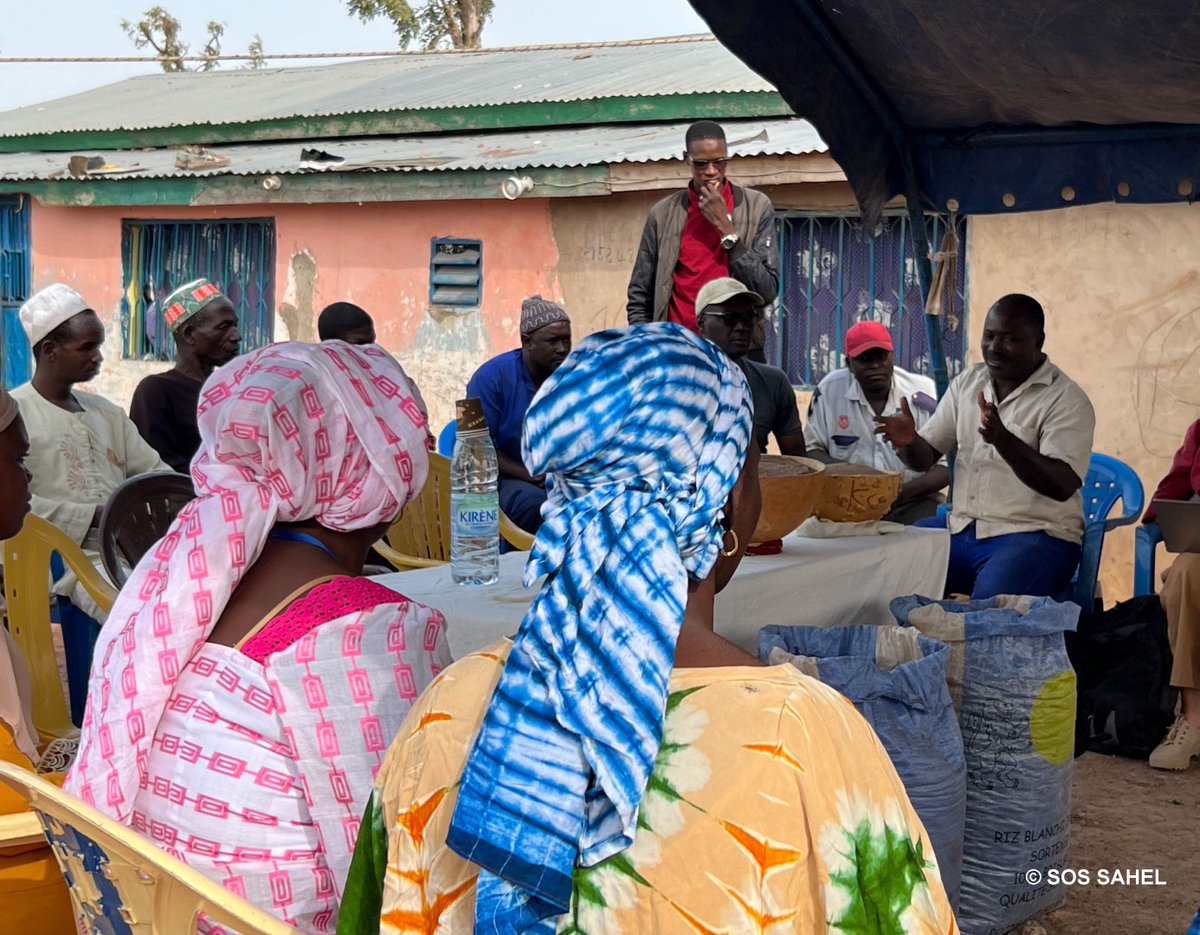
[198,19,224,71]
[246,34,267,70]
[121,7,265,72]
[346,0,494,50]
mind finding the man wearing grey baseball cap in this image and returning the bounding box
[695,276,806,456]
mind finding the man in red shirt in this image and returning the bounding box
[626,121,778,360]
[1145,418,1200,769]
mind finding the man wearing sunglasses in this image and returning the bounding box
[627,121,778,361]
[696,277,806,457]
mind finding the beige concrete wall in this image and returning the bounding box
[548,189,662,336]
[966,202,1200,603]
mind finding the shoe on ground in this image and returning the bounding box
[1149,716,1200,770]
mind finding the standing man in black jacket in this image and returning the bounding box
[626,120,779,360]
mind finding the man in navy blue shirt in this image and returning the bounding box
[466,296,572,533]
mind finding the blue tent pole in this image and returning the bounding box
[906,196,950,398]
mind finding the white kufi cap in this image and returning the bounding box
[19,283,92,347]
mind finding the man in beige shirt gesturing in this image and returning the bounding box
[875,293,1095,599]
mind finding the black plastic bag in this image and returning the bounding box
[1069,595,1175,759]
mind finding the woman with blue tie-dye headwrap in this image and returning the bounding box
[339,323,958,935]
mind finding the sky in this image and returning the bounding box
[0,0,710,112]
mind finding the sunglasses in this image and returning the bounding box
[704,310,761,326]
[688,157,729,170]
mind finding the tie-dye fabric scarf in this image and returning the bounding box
[66,341,429,820]
[446,323,753,932]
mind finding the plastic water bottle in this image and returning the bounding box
[450,397,500,586]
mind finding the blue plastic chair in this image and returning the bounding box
[436,420,456,458]
[1133,522,1164,596]
[1074,452,1144,610]
[935,452,1143,609]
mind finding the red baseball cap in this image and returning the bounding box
[845,320,894,358]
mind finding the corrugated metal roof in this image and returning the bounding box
[0,118,826,182]
[0,36,778,138]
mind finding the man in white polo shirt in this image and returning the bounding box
[876,293,1095,599]
[806,320,948,523]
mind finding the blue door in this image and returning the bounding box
[0,195,31,388]
[120,218,276,361]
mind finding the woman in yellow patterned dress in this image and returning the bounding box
[340,324,958,934]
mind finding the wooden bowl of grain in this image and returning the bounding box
[752,455,827,543]
[813,463,902,523]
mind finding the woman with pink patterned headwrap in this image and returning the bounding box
[65,341,451,934]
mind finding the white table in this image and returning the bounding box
[374,527,949,659]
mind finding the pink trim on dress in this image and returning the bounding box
[240,577,410,664]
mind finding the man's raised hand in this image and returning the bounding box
[697,180,734,235]
[873,397,918,449]
[977,391,1005,444]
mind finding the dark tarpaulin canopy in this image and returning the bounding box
[687,0,1200,220]
[686,0,1200,392]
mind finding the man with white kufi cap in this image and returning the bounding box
[11,283,171,621]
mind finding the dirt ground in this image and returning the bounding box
[1014,752,1199,935]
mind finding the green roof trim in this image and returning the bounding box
[0,165,612,206]
[0,91,790,154]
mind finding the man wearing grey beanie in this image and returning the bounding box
[465,296,572,533]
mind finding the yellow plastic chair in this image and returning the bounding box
[500,512,536,552]
[0,720,77,935]
[0,761,300,934]
[2,516,117,741]
[375,453,534,570]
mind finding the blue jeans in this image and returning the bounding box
[915,515,1081,600]
[500,478,547,534]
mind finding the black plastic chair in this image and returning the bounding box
[98,472,195,588]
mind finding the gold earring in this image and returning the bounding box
[720,529,739,557]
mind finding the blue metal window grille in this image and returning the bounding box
[121,218,276,360]
[0,195,31,388]
[776,213,968,387]
[429,237,482,307]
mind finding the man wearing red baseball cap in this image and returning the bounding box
[805,320,948,523]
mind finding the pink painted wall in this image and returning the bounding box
[28,197,565,428]
[31,198,563,348]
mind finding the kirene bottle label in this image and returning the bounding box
[454,493,498,535]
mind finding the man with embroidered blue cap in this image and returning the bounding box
[465,295,572,534]
[12,282,171,619]
[806,320,948,523]
[130,278,240,473]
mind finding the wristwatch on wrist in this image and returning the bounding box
[720,232,740,250]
